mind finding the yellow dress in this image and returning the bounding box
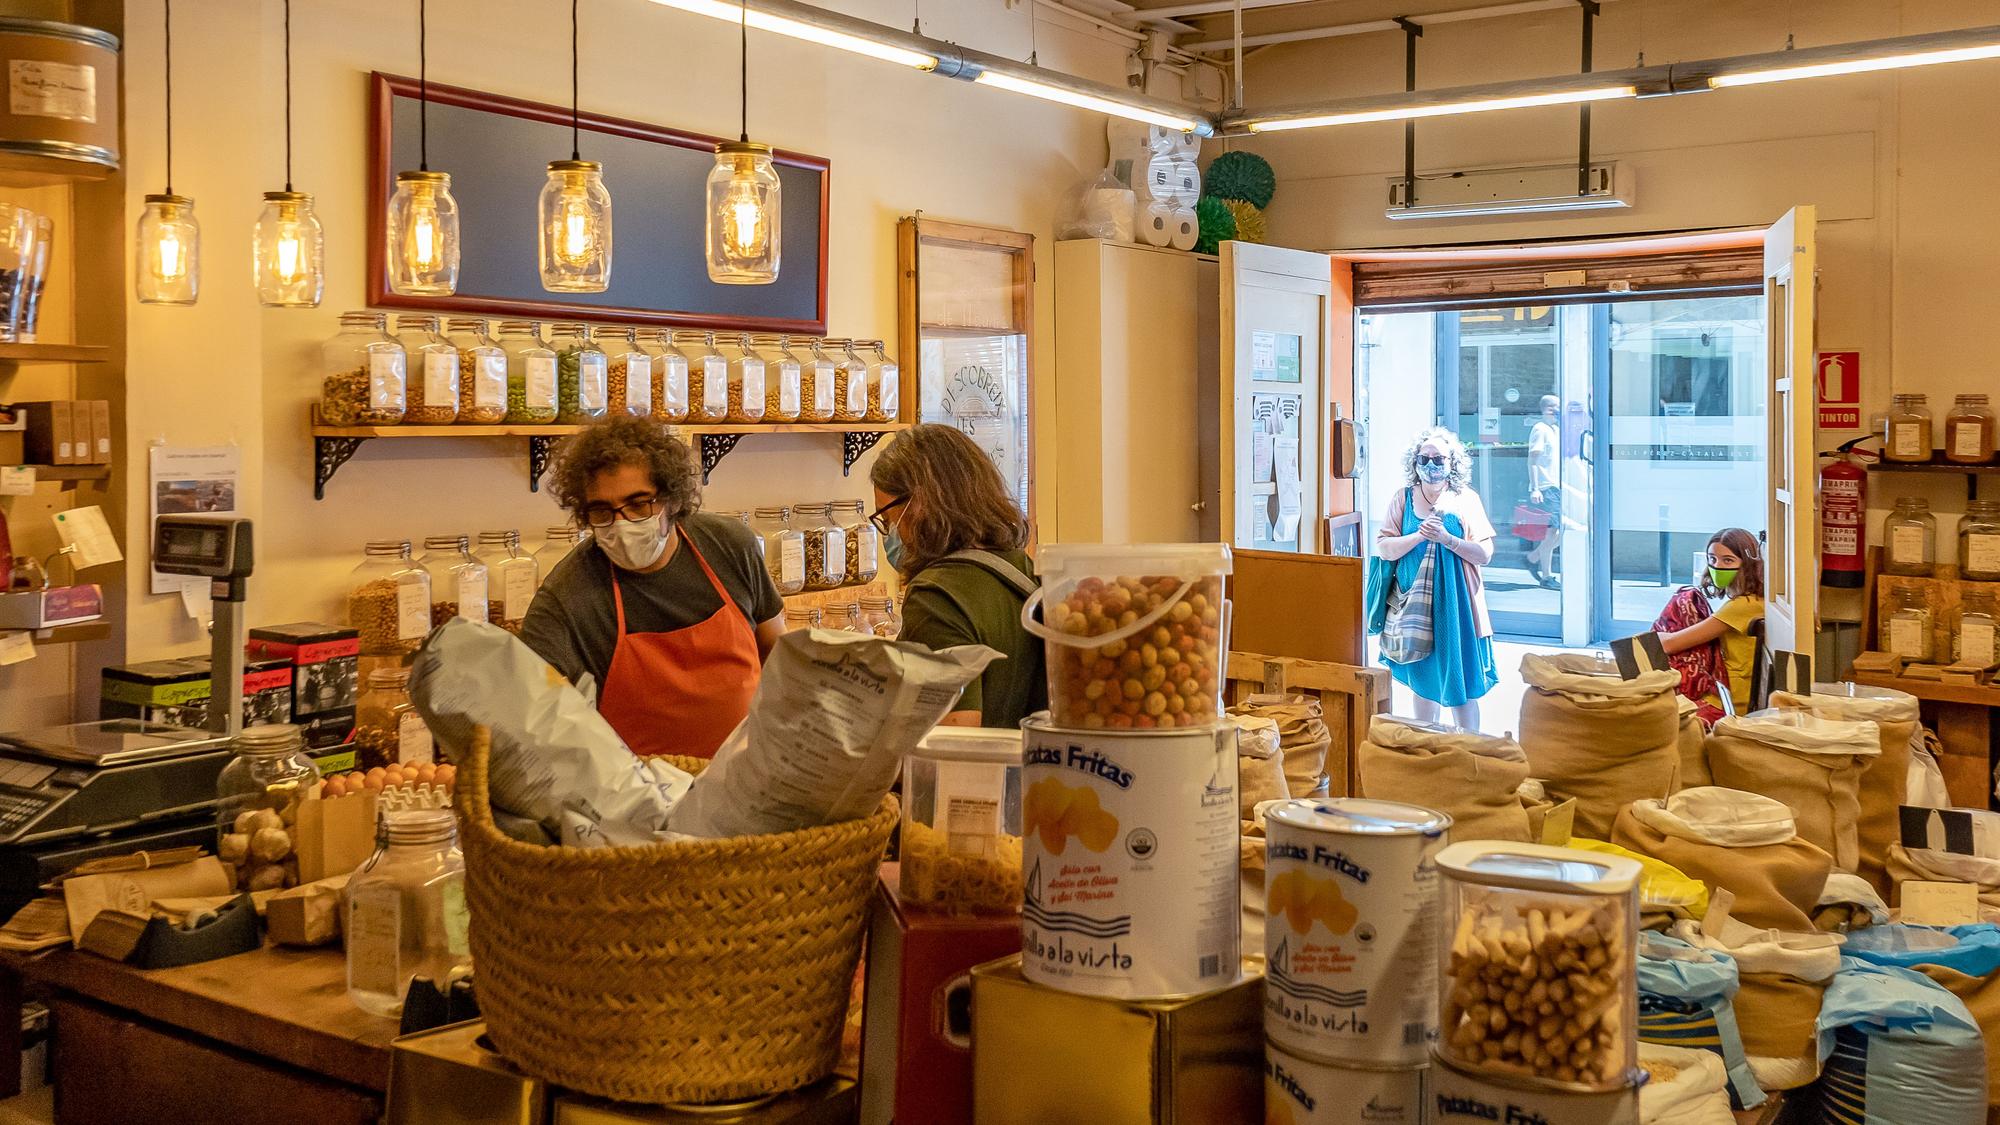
[1713,594,1765,713]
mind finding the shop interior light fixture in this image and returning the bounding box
[385,0,461,296]
[705,5,781,284]
[1242,82,1636,133]
[539,0,612,292]
[254,0,324,307]
[136,0,199,306]
[645,0,938,69]
[1706,27,2000,87]
[972,67,1210,131]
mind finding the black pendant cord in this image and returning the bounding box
[163,0,173,195]
[738,5,748,143]
[418,0,429,171]
[570,0,580,160]
[283,0,293,191]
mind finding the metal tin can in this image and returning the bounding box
[1264,797,1451,1067]
[0,18,119,181]
[1020,717,1239,1000]
[1428,1050,1641,1125]
[1264,1041,1425,1125]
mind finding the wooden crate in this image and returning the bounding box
[1874,565,2000,662]
[1224,651,1389,798]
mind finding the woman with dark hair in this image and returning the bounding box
[870,424,1044,728]
[521,416,783,758]
[1657,527,1766,718]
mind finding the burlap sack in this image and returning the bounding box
[1887,845,2000,921]
[1843,926,2000,1118]
[1676,696,1711,789]
[1704,712,1879,874]
[1230,695,1330,798]
[1518,653,1681,837]
[1614,790,1832,933]
[1234,716,1288,820]
[1668,909,1842,1093]
[1770,684,1918,899]
[1356,715,1533,842]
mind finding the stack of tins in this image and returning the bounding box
[1262,798,1450,1125]
[977,544,1257,1125]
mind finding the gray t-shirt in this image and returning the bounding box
[521,512,782,688]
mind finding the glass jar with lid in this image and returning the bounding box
[792,501,848,590]
[345,808,470,1018]
[320,311,406,426]
[861,339,901,423]
[356,665,437,770]
[749,334,801,422]
[396,314,459,424]
[550,323,609,423]
[1959,499,2000,581]
[782,604,820,632]
[721,333,766,423]
[1882,393,1935,463]
[1946,394,1996,465]
[857,594,901,638]
[602,326,653,419]
[497,321,558,424]
[216,723,322,892]
[675,330,728,423]
[829,338,867,422]
[902,728,1024,914]
[821,601,861,632]
[534,525,589,585]
[475,529,540,634]
[791,336,835,422]
[831,499,879,585]
[419,535,489,627]
[751,506,806,595]
[445,318,508,424]
[1958,587,1999,666]
[1887,586,1936,661]
[348,540,432,655]
[1883,497,1938,577]
[641,329,689,423]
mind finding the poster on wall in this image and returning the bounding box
[1816,351,1860,430]
[149,444,241,603]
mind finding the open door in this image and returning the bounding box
[1762,207,1818,657]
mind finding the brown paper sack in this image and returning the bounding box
[1769,686,1917,900]
[1234,717,1289,820]
[1611,795,1832,934]
[1675,697,1711,789]
[1517,653,1680,838]
[1229,694,1330,798]
[1886,844,2000,919]
[295,789,379,883]
[62,856,232,948]
[1358,714,1534,842]
[1734,972,1828,1089]
[1705,712,1878,874]
[266,875,349,947]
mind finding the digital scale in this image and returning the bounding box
[0,516,254,918]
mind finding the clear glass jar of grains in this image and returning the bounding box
[1960,499,2000,581]
[751,506,806,595]
[396,314,459,424]
[320,312,406,426]
[1883,497,1937,577]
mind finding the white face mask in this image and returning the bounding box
[593,511,671,571]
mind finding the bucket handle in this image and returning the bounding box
[1020,575,1199,650]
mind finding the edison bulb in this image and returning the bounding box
[538,160,612,293]
[704,141,781,285]
[386,170,460,296]
[253,191,324,307]
[135,193,200,305]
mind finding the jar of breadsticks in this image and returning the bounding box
[1434,842,1642,1093]
[902,728,1024,914]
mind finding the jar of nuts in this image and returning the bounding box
[215,723,321,892]
[828,337,867,422]
[348,540,433,656]
[446,318,508,424]
[751,333,801,422]
[356,665,437,771]
[1435,842,1642,1093]
[857,595,900,638]
[861,339,901,423]
[603,326,653,418]
[792,501,848,590]
[535,524,589,582]
[831,499,879,585]
[475,530,539,634]
[395,314,460,424]
[790,336,836,422]
[497,320,558,424]
[822,601,862,632]
[550,323,609,424]
[419,535,489,627]
[642,328,689,423]
[751,506,806,595]
[782,604,821,632]
[721,333,767,424]
[674,330,728,423]
[319,311,406,426]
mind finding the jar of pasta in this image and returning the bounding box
[419,535,489,627]
[1882,393,1934,463]
[446,318,508,424]
[497,321,558,424]
[1887,586,1936,661]
[535,524,589,583]
[675,330,728,423]
[1958,587,1998,665]
[721,333,766,423]
[1882,497,1937,577]
[828,337,867,422]
[1958,499,2000,581]
[602,326,653,419]
[396,314,459,424]
[793,501,848,590]
[857,595,900,639]
[348,540,431,656]
[861,339,900,423]
[550,323,609,424]
[750,506,806,595]
[640,329,687,424]
[321,312,406,426]
[902,728,1025,914]
[791,336,835,422]
[475,529,539,634]
[831,498,879,585]
[752,334,801,422]
[782,604,820,632]
[1946,394,1995,465]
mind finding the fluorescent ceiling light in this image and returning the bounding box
[1387,196,1628,219]
[1710,41,2000,87]
[1246,85,1633,132]
[973,69,1209,132]
[644,0,939,70]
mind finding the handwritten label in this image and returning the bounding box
[1891,524,1928,566]
[396,713,434,766]
[475,354,506,409]
[9,60,94,122]
[503,566,536,618]
[1893,422,1924,460]
[525,356,557,407]
[579,355,607,410]
[395,582,429,641]
[0,631,33,667]
[423,351,456,408]
[0,466,32,496]
[1901,880,1980,926]
[455,570,487,622]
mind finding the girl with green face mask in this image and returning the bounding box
[1656,528,1766,718]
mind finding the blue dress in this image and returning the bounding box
[1369,492,1498,708]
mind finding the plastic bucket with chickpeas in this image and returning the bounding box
[1022,543,1233,732]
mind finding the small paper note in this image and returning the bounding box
[0,631,32,666]
[51,506,121,570]
[1901,880,1980,927]
[178,583,208,623]
[0,466,32,496]
[1540,798,1577,847]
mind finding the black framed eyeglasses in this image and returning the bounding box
[578,496,663,528]
[869,496,908,535]
[1416,454,1447,467]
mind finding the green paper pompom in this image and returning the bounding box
[1195,196,1236,255]
[1206,150,1277,209]
[1221,199,1266,245]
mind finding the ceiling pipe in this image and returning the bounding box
[1183,0,1635,53]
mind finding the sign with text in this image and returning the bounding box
[1817,351,1861,430]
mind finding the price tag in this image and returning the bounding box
[503,566,537,617]
[0,466,32,495]
[397,714,434,765]
[395,583,430,641]
[1539,798,1577,847]
[456,570,488,621]
[0,631,33,666]
[1901,880,1980,926]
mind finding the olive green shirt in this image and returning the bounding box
[899,549,1045,729]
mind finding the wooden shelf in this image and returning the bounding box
[0,342,108,364]
[1869,457,2000,499]
[28,622,109,646]
[0,152,114,188]
[309,421,906,439]
[1850,669,2000,708]
[8,464,110,482]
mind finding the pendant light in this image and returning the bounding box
[704,5,780,285]
[254,0,324,307]
[386,0,460,296]
[538,0,612,292]
[135,0,199,305]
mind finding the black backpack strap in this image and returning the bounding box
[935,549,1038,600]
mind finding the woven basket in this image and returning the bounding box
[455,727,897,1104]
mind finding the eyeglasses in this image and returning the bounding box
[1416,454,1447,467]
[869,496,908,535]
[578,496,663,528]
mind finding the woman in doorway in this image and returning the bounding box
[1656,528,1765,720]
[1370,427,1499,729]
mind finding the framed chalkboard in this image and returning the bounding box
[367,72,829,334]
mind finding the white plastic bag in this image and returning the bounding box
[1639,1043,1735,1125]
[1056,168,1136,242]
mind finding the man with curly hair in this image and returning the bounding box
[521,416,783,758]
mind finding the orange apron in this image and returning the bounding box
[598,529,761,759]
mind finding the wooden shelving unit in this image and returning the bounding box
[6,464,110,487]
[0,342,108,364]
[0,152,113,189]
[28,622,109,646]
[1868,456,2000,500]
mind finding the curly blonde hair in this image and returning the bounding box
[1401,427,1472,492]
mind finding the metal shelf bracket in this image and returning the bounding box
[528,436,559,493]
[313,436,368,500]
[699,433,745,484]
[842,430,888,476]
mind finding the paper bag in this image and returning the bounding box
[296,790,379,883]
[62,856,231,948]
[266,875,349,947]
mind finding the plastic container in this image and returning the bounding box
[419,535,489,627]
[550,323,608,424]
[215,723,321,892]
[1026,543,1233,731]
[675,330,728,423]
[1946,394,1995,464]
[828,338,866,422]
[721,332,766,423]
[535,525,588,584]
[751,333,802,422]
[861,339,900,423]
[1882,497,1936,577]
[832,499,879,585]
[602,326,653,419]
[792,501,847,590]
[1959,499,2000,581]
[475,529,539,634]
[497,320,558,424]
[1434,841,1642,1093]
[347,540,432,656]
[857,595,900,638]
[396,314,459,424]
[1882,393,1934,463]
[356,665,436,770]
[446,318,508,423]
[751,506,806,595]
[320,311,406,426]
[901,727,1024,914]
[345,808,470,1018]
[639,328,688,424]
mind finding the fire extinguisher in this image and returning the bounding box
[1820,436,1871,589]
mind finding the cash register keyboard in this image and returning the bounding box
[0,792,51,835]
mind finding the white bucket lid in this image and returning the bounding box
[914,726,1023,764]
[1268,797,1451,837]
[1436,841,1642,895]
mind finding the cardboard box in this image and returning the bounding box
[100,656,294,729]
[15,401,73,465]
[0,584,102,628]
[248,622,361,717]
[87,400,110,464]
[68,403,91,467]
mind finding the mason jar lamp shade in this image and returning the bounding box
[539,160,612,291]
[706,141,780,285]
[254,191,324,307]
[136,193,199,306]
[387,170,460,296]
